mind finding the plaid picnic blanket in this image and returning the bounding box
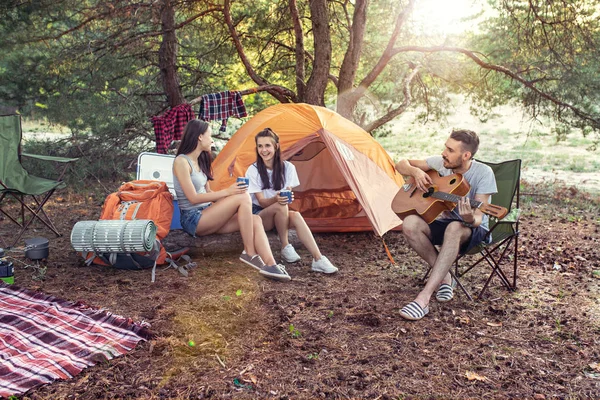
[0,282,151,398]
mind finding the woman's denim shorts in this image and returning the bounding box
[251,203,264,215]
[180,204,211,237]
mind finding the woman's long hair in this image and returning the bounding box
[255,128,285,190]
[176,119,213,180]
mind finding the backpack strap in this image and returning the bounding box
[118,201,143,220]
[151,260,158,283]
[130,202,142,220]
[162,251,197,280]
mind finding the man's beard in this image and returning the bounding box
[443,157,461,169]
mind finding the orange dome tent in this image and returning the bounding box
[211,103,404,236]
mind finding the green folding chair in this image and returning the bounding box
[0,114,78,247]
[454,159,521,300]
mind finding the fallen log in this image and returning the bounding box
[163,229,300,257]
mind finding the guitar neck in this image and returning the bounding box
[432,192,482,209]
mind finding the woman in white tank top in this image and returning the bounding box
[172,119,290,281]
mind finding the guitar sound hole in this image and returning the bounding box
[423,187,434,198]
[449,178,456,185]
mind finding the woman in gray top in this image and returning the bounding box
[173,119,290,281]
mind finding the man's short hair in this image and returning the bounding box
[450,129,479,158]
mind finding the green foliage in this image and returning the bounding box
[21,131,146,189]
[468,0,600,141]
[372,124,393,139]
[1,0,599,161]
[0,0,245,182]
[288,324,301,338]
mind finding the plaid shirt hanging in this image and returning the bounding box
[151,103,194,154]
[198,91,247,132]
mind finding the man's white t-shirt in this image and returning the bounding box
[245,161,300,206]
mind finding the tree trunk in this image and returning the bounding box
[290,0,306,100]
[336,0,368,120]
[158,0,185,107]
[304,0,331,106]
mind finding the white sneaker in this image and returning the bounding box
[281,244,301,263]
[311,256,338,274]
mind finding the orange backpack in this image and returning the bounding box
[100,180,173,240]
[82,180,174,268]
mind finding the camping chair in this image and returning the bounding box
[453,159,522,300]
[0,114,78,247]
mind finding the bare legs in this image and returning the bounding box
[258,203,323,260]
[289,211,322,260]
[402,215,471,308]
[194,193,277,265]
[249,215,276,265]
[258,202,291,247]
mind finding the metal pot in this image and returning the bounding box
[24,237,49,260]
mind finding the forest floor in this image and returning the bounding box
[1,182,600,399]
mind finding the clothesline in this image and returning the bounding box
[152,85,291,154]
[152,88,259,154]
[188,84,282,106]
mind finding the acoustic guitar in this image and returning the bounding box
[391,170,508,224]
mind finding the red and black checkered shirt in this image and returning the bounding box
[151,103,194,154]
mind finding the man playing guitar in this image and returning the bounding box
[394,129,497,321]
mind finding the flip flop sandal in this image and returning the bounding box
[436,279,457,302]
[399,301,430,321]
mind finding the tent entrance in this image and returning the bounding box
[286,138,362,219]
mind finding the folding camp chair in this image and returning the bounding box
[453,159,522,300]
[0,114,78,247]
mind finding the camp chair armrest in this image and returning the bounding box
[483,217,519,242]
[499,208,521,224]
[21,153,79,163]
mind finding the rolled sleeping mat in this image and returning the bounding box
[70,220,157,253]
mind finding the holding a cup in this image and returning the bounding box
[279,189,293,204]
[243,128,338,276]
[237,177,250,189]
[171,119,288,282]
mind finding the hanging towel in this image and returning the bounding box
[151,103,194,154]
[198,91,247,133]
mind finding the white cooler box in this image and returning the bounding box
[136,152,181,230]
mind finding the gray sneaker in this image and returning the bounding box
[259,264,291,282]
[239,251,265,271]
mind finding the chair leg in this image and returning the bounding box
[421,266,431,282]
[20,194,25,228]
[512,232,519,289]
[478,239,517,299]
[423,264,474,301]
[449,269,473,301]
[0,192,24,227]
[30,194,60,234]
[10,190,60,247]
[483,250,512,289]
